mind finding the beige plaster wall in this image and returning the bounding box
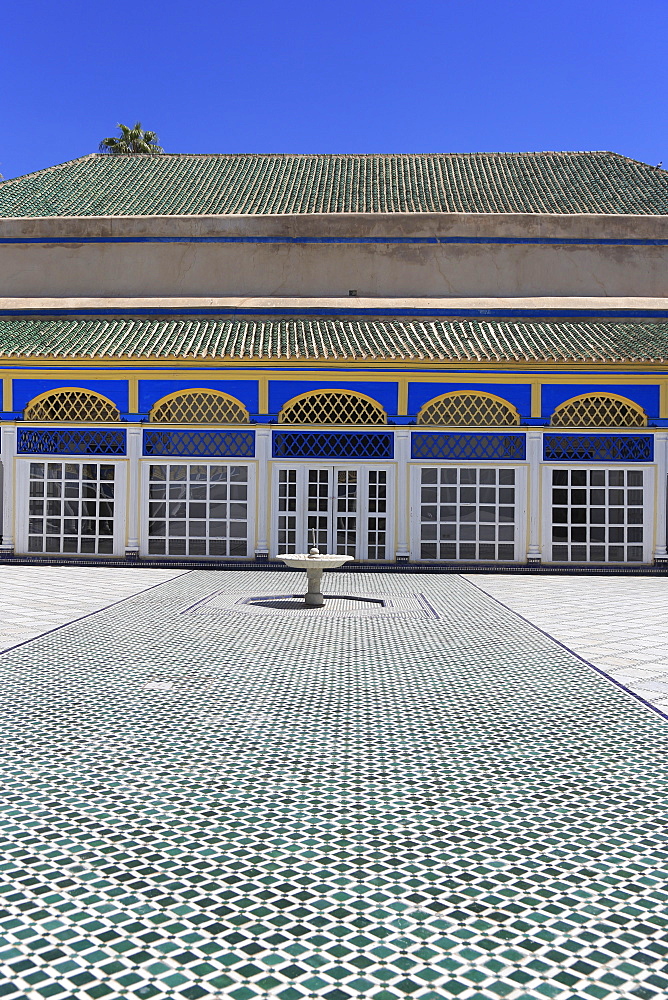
[1,212,667,298]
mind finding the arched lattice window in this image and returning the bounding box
[418,391,520,426]
[550,394,646,428]
[279,390,387,425]
[24,388,120,422]
[150,390,249,424]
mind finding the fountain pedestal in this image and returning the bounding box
[278,546,353,606]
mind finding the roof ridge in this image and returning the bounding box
[2,151,666,216]
[0,153,98,188]
[1,150,651,180]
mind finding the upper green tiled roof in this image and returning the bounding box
[1,316,667,362]
[1,152,667,217]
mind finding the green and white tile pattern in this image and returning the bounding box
[0,570,666,1000]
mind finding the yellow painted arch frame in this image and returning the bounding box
[150,387,250,423]
[278,388,388,424]
[24,386,121,422]
[550,391,647,427]
[417,390,520,426]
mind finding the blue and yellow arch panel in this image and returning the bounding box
[139,380,258,415]
[268,381,397,416]
[542,384,660,419]
[13,379,129,414]
[408,382,531,418]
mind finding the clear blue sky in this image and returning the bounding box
[2,0,667,181]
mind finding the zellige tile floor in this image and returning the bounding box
[465,574,668,717]
[0,567,666,1000]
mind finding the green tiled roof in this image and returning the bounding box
[1,152,667,217]
[1,316,668,362]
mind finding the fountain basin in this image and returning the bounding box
[279,547,353,606]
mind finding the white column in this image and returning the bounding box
[254,429,270,559]
[527,430,542,563]
[125,426,141,559]
[0,425,16,555]
[653,432,668,562]
[395,429,410,561]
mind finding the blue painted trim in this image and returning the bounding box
[411,431,527,461]
[543,433,653,462]
[143,428,255,458]
[273,430,394,460]
[3,235,668,247]
[17,427,127,456]
[3,307,668,320]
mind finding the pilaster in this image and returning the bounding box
[653,431,668,562]
[0,426,16,556]
[527,430,542,564]
[255,429,271,559]
[395,429,410,561]
[125,426,141,559]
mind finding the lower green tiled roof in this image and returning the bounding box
[1,316,668,362]
[2,151,668,217]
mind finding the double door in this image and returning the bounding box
[274,465,392,560]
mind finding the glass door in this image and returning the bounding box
[274,466,391,560]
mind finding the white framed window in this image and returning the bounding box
[411,465,527,562]
[543,466,653,564]
[272,464,394,560]
[142,462,255,558]
[17,460,126,556]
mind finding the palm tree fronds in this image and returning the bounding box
[98,122,164,155]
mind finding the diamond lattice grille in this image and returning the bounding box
[550,395,646,428]
[151,392,249,424]
[418,393,519,426]
[279,392,387,425]
[24,390,120,422]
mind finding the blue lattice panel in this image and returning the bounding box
[272,431,394,460]
[411,432,526,461]
[17,428,127,456]
[143,429,255,458]
[543,434,653,462]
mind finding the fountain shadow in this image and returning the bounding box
[246,594,385,610]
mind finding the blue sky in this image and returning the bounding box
[2,0,667,180]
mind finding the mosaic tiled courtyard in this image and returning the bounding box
[0,568,667,1000]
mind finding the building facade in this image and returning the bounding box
[0,151,667,565]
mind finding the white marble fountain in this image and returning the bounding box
[279,547,353,606]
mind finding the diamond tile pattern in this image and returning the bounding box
[151,392,249,424]
[143,430,256,459]
[411,432,526,461]
[24,389,120,422]
[550,396,646,428]
[279,392,387,426]
[418,393,519,426]
[17,428,127,456]
[272,432,393,460]
[0,570,666,1000]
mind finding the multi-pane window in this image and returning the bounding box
[28,462,115,554]
[277,469,297,553]
[550,469,644,562]
[367,470,387,560]
[419,467,516,561]
[148,464,249,557]
[333,470,357,557]
[307,469,331,551]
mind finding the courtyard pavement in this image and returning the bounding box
[0,567,666,1000]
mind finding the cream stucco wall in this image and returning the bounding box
[1,212,667,299]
